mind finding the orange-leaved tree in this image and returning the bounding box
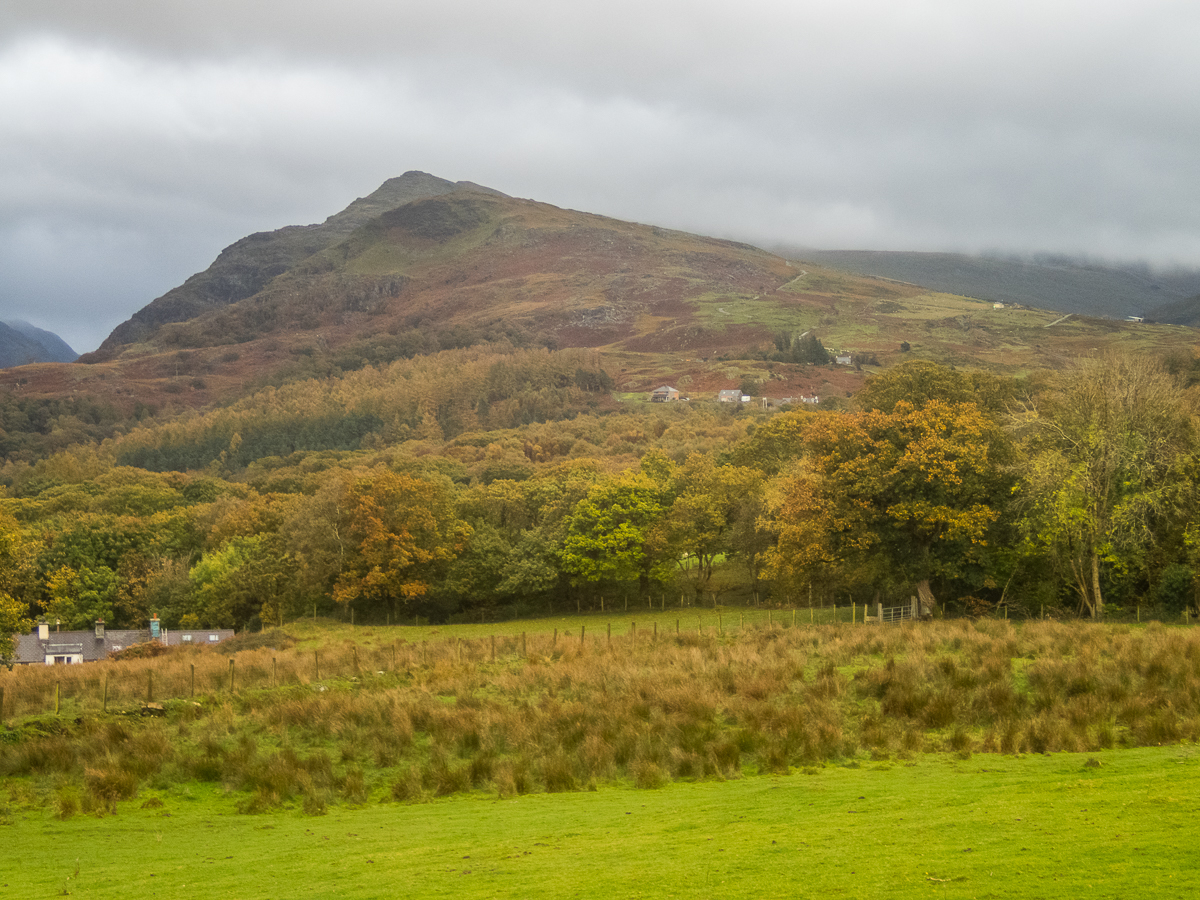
[775,400,1010,611]
[332,470,471,619]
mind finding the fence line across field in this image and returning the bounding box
[2,605,1192,719]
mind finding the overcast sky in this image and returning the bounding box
[3,0,1200,352]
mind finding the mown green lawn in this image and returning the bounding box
[6,746,1197,899]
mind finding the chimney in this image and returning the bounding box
[37,621,49,640]
[150,614,161,641]
[95,618,105,640]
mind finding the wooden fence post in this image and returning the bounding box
[521,632,527,658]
[553,628,558,649]
[315,650,320,680]
[391,643,396,671]
[491,635,496,662]
[718,611,722,635]
[272,657,277,688]
[147,670,153,703]
[229,658,235,693]
[55,680,60,715]
[353,645,359,674]
[580,625,586,647]
[792,609,796,627]
[607,622,611,648]
[676,618,679,635]
[0,685,4,721]
[190,664,195,699]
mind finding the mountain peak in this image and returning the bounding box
[92,173,503,354]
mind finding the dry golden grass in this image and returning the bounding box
[5,619,1200,810]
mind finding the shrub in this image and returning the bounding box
[341,766,368,804]
[632,759,668,789]
[54,784,79,820]
[109,641,172,661]
[390,766,423,802]
[541,753,577,793]
[84,766,139,810]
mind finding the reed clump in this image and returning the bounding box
[5,619,1200,813]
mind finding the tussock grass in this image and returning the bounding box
[5,619,1200,813]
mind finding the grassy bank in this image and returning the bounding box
[4,619,1200,821]
[4,746,1198,899]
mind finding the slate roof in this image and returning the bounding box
[10,627,234,664]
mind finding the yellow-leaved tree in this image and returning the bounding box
[331,470,471,620]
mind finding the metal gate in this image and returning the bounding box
[879,604,913,624]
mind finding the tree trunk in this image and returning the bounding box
[1091,552,1103,620]
[916,579,937,617]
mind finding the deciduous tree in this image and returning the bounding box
[1016,353,1194,618]
[776,401,1010,609]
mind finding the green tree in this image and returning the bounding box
[42,564,118,630]
[561,471,671,603]
[1016,354,1194,618]
[189,535,289,628]
[856,359,1015,416]
[0,591,30,667]
[665,455,765,599]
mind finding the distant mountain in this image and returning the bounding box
[780,249,1200,320]
[13,174,1200,414]
[1146,293,1200,326]
[0,321,77,367]
[4,320,78,362]
[92,171,507,354]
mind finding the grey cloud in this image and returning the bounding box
[3,1,1200,351]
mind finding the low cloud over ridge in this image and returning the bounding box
[3,0,1199,351]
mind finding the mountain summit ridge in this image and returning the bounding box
[93,172,502,354]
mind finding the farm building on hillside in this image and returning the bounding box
[650,385,680,402]
[717,389,745,403]
[10,617,235,665]
[835,354,853,366]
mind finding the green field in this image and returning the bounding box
[4,746,1198,898]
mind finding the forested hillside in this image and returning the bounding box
[3,176,1200,659]
[4,351,1199,664]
